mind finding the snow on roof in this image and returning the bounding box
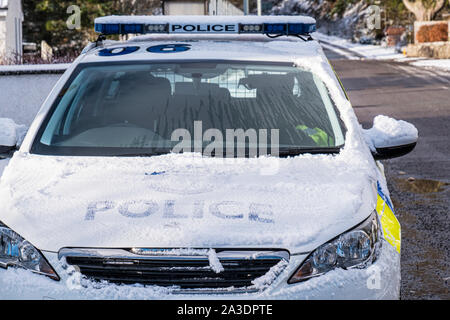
[94,15,317,25]
[81,38,325,65]
[0,0,8,9]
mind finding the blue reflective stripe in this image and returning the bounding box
[377,181,394,212]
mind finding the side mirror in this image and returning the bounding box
[363,115,418,160]
[0,118,27,157]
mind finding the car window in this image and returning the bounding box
[32,61,346,157]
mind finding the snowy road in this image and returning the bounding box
[325,50,450,300]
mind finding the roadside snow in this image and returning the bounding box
[410,59,450,71]
[314,32,450,72]
[349,44,405,60]
[319,42,360,60]
[362,115,418,150]
[313,32,404,60]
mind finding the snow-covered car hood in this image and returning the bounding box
[0,150,377,253]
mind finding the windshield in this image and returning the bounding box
[31,61,345,157]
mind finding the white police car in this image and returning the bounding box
[0,16,418,299]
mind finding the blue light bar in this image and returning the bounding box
[95,23,164,35]
[288,23,316,34]
[265,23,286,34]
[94,16,316,36]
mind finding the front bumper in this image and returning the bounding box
[0,240,400,300]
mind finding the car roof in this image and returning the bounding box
[79,34,327,65]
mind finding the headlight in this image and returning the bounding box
[288,211,381,284]
[0,221,59,280]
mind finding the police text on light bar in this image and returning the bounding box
[94,16,316,36]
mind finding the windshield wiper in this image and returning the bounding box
[278,147,342,157]
[112,147,342,158]
[114,150,172,157]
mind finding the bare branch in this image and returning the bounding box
[402,0,446,21]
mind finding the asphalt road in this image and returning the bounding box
[324,47,450,300]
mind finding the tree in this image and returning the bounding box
[402,0,446,20]
[23,0,161,59]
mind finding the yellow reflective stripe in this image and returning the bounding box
[329,62,349,101]
[376,194,401,253]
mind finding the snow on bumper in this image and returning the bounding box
[0,240,399,300]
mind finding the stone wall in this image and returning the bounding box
[408,21,450,58]
[407,41,450,59]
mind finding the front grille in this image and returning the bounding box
[59,248,289,292]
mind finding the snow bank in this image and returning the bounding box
[411,59,450,71]
[313,32,404,60]
[314,32,450,73]
[362,115,418,150]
